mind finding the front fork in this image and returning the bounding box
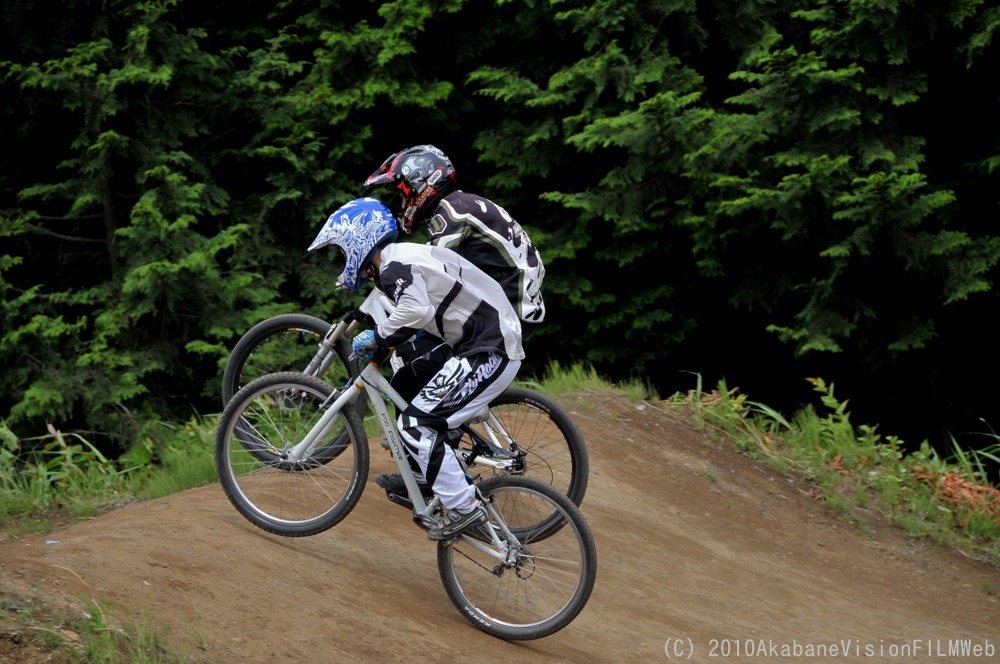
[303,319,360,377]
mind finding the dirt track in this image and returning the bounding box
[2,391,998,663]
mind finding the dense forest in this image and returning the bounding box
[2,0,1000,468]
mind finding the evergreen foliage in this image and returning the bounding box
[2,0,999,461]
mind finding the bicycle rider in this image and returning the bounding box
[363,145,545,331]
[308,197,525,541]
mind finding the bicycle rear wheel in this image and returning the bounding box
[467,387,588,507]
[437,475,597,640]
[215,372,369,537]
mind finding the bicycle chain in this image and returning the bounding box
[454,544,495,575]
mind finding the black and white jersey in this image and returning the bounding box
[425,191,546,323]
[373,243,525,360]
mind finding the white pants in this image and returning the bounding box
[397,352,520,510]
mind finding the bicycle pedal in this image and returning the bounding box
[386,492,414,510]
[482,447,519,461]
[413,513,437,531]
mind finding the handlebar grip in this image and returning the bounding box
[343,308,374,326]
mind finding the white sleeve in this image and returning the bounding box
[375,265,435,345]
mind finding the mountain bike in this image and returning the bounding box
[220,288,588,508]
[214,360,597,640]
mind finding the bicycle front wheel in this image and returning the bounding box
[215,372,369,537]
[221,313,359,406]
[437,475,597,640]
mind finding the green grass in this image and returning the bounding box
[532,360,658,401]
[1,415,218,538]
[0,594,205,663]
[666,375,1000,565]
[699,465,720,483]
[131,418,219,501]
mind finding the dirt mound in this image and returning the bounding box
[2,391,998,663]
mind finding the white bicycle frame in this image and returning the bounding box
[304,287,520,473]
[285,358,520,560]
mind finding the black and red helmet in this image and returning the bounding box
[364,145,457,232]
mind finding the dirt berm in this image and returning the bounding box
[1,391,998,663]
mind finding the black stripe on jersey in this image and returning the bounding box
[435,281,462,334]
[379,324,424,348]
[459,300,505,355]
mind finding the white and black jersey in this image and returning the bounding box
[372,242,525,361]
[425,191,546,323]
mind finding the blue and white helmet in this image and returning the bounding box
[308,198,398,291]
